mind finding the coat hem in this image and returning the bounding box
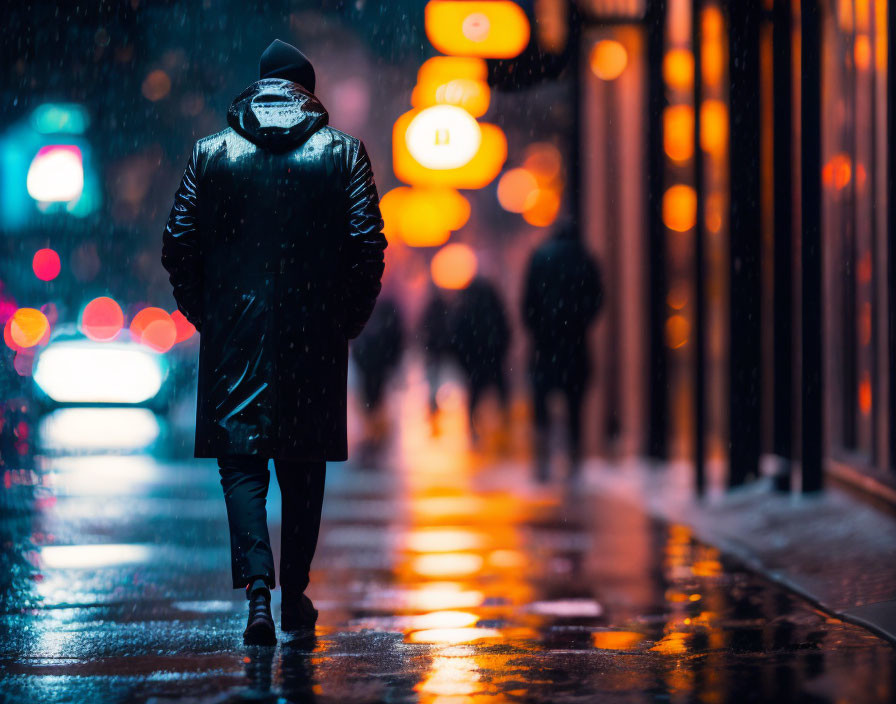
[194,450,348,462]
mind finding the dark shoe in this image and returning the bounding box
[282,593,318,632]
[244,589,276,645]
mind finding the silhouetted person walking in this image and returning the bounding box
[449,277,510,441]
[351,296,404,456]
[419,288,452,417]
[522,225,603,481]
[162,39,386,644]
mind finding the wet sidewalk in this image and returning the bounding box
[1,404,895,702]
[578,455,896,645]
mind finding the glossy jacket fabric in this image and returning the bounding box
[162,78,386,461]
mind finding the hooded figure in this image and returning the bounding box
[522,223,603,479]
[163,41,385,461]
[162,40,386,643]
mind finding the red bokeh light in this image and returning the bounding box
[130,307,177,352]
[81,297,124,342]
[32,248,61,281]
[170,309,196,343]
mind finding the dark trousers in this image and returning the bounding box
[533,378,585,467]
[467,368,509,418]
[218,456,326,593]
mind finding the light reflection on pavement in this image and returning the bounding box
[0,381,893,703]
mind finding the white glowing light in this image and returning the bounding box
[34,339,164,404]
[40,544,153,569]
[408,627,502,644]
[48,456,160,496]
[528,599,604,617]
[462,12,491,42]
[26,145,84,202]
[39,407,160,452]
[405,105,482,170]
[411,610,479,630]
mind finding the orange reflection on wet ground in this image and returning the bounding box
[296,375,896,701]
[5,376,895,703]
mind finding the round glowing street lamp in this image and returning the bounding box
[405,105,483,171]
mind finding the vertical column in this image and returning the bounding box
[888,0,896,476]
[647,0,669,459]
[693,0,707,494]
[570,1,583,237]
[728,0,762,487]
[801,0,823,492]
[772,0,794,490]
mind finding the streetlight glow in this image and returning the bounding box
[405,105,482,171]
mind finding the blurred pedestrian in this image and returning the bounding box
[351,296,404,458]
[449,277,511,443]
[419,287,452,419]
[162,39,386,644]
[522,224,603,481]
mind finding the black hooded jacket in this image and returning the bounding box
[162,78,386,461]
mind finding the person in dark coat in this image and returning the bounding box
[161,39,386,644]
[449,277,510,440]
[419,288,452,417]
[351,296,404,453]
[522,224,603,481]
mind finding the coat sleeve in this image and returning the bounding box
[161,144,203,332]
[343,141,387,339]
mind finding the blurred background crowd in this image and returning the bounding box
[1,0,895,500]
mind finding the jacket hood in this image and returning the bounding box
[227,78,328,151]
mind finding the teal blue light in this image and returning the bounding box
[31,103,89,135]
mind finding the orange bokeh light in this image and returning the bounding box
[590,40,628,81]
[497,168,540,213]
[382,186,471,248]
[523,142,563,185]
[431,243,478,290]
[699,100,729,154]
[417,56,488,84]
[522,188,561,227]
[663,105,694,162]
[665,314,690,349]
[413,76,491,118]
[130,307,177,353]
[81,296,124,342]
[663,49,694,91]
[854,34,872,70]
[859,373,872,415]
[9,308,50,348]
[171,309,197,343]
[142,69,171,101]
[393,109,507,188]
[701,6,725,86]
[662,185,697,232]
[425,1,530,58]
[379,187,406,243]
[822,153,852,190]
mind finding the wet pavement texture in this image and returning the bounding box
[1,402,895,703]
